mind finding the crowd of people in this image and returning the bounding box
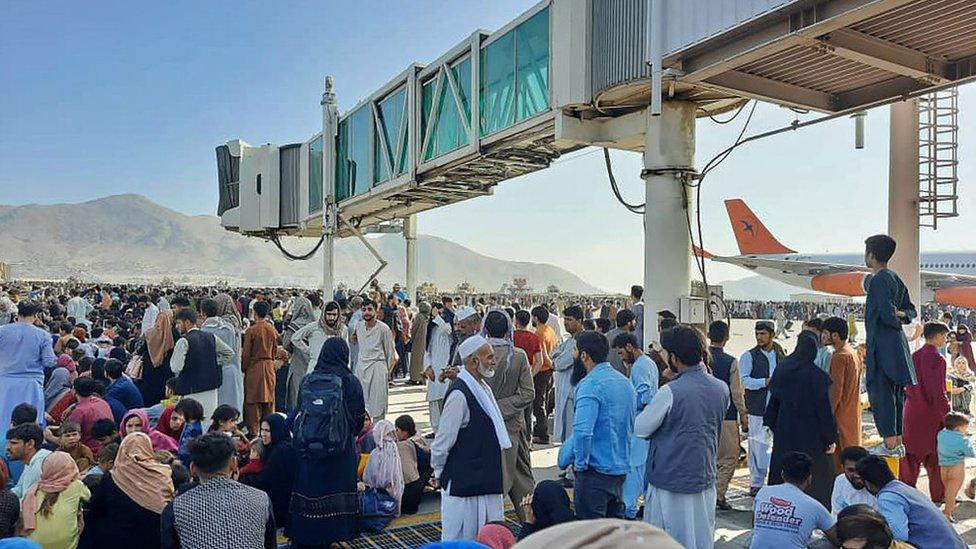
[0,234,974,548]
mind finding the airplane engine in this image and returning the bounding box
[934,286,976,308]
[810,272,871,297]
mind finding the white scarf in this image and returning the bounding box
[458,368,512,450]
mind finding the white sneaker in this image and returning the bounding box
[867,442,906,458]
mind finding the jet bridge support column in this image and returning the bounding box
[887,100,921,308]
[404,214,418,303]
[642,101,696,347]
[322,76,339,296]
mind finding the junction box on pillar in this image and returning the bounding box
[642,101,696,347]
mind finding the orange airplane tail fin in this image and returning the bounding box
[724,199,796,255]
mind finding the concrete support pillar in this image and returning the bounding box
[321,76,339,296]
[641,101,696,346]
[404,214,418,303]
[887,100,921,308]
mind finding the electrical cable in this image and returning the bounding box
[270,233,325,260]
[603,148,645,214]
[697,100,749,125]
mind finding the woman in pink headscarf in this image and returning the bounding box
[363,418,405,513]
[120,408,178,453]
[22,451,90,547]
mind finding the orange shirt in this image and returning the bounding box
[535,323,558,372]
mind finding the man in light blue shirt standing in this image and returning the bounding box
[739,320,784,496]
[0,302,54,442]
[612,332,657,519]
[569,330,635,519]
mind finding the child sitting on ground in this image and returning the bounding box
[394,414,432,515]
[173,398,205,466]
[58,421,94,472]
[238,438,265,486]
[937,411,976,521]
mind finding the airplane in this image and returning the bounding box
[698,199,976,308]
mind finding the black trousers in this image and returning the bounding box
[532,370,553,441]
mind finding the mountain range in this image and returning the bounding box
[0,194,603,294]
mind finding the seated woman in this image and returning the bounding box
[362,419,405,514]
[80,432,175,549]
[120,408,178,452]
[517,480,576,541]
[948,356,974,413]
[22,452,90,548]
[256,413,297,536]
[394,414,431,514]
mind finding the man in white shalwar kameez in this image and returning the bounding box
[552,305,584,443]
[351,299,397,420]
[431,335,511,541]
[424,302,453,433]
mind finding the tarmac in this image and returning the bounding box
[371,318,976,547]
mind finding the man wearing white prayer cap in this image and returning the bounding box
[431,334,511,541]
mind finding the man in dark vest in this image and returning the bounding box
[739,320,785,496]
[708,320,748,511]
[430,334,510,541]
[635,324,729,547]
[172,308,233,421]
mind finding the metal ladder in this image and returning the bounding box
[918,87,960,229]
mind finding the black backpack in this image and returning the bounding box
[293,371,348,458]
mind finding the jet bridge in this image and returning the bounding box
[216,0,976,341]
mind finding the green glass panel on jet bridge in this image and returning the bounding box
[346,106,371,197]
[334,121,350,202]
[308,135,323,212]
[515,8,549,122]
[452,57,472,124]
[480,31,515,136]
[374,87,406,183]
[423,62,470,161]
[480,6,550,136]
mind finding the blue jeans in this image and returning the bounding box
[574,469,625,520]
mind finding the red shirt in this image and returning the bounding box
[67,395,114,453]
[514,330,542,369]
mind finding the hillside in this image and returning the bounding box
[0,194,602,293]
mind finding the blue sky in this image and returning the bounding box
[2,1,973,293]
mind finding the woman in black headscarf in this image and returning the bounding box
[764,330,838,507]
[256,412,297,536]
[289,338,366,548]
[518,480,576,540]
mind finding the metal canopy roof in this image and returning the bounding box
[668,0,976,113]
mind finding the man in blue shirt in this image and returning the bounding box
[0,302,54,442]
[612,332,657,519]
[103,358,144,423]
[856,455,965,548]
[568,330,635,519]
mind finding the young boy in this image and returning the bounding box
[58,421,95,472]
[394,414,431,514]
[173,398,205,466]
[85,441,119,478]
[937,411,975,521]
[863,234,917,458]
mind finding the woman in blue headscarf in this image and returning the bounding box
[289,338,367,548]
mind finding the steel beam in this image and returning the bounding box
[816,28,951,84]
[705,70,838,112]
[675,0,919,84]
[835,75,928,110]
